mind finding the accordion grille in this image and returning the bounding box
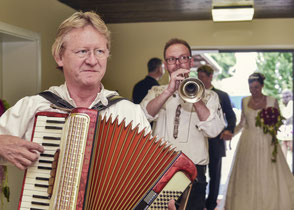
[84,116,178,210]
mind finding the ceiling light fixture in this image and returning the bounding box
[212,5,254,22]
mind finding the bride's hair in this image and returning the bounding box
[248,72,265,85]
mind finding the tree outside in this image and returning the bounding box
[205,51,293,102]
[256,52,293,100]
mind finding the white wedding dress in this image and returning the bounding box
[221,96,294,210]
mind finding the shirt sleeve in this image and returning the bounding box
[0,96,39,165]
[196,90,226,138]
[234,97,246,135]
[140,85,166,122]
[0,96,37,138]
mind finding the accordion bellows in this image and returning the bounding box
[19,108,197,210]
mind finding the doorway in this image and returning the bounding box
[192,49,293,207]
[0,21,41,210]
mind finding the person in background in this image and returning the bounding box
[140,38,225,210]
[221,72,294,210]
[132,57,164,104]
[277,89,293,161]
[197,65,236,210]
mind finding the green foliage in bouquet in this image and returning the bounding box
[256,107,285,162]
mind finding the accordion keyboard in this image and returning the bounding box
[19,115,66,210]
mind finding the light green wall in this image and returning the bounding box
[106,19,294,99]
[1,1,293,100]
[0,0,75,91]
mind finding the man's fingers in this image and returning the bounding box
[14,162,26,170]
[17,156,35,168]
[7,149,39,169]
[167,199,176,210]
[25,141,44,153]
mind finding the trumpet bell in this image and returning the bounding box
[178,78,205,103]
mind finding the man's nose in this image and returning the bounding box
[85,52,98,65]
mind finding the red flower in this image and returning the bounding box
[259,107,279,126]
[256,107,284,162]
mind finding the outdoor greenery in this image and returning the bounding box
[209,53,236,80]
[256,52,293,100]
[207,51,293,100]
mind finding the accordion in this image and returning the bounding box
[18,108,197,210]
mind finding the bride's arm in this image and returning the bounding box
[234,98,246,136]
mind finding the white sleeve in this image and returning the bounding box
[140,85,166,122]
[197,90,226,138]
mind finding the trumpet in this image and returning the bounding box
[178,77,205,103]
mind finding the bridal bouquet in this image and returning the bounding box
[255,107,284,162]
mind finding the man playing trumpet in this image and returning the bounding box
[140,38,225,210]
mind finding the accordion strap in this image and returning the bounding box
[39,91,126,111]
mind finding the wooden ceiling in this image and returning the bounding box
[58,0,294,24]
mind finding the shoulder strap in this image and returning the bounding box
[91,95,126,111]
[39,91,74,109]
[39,91,126,111]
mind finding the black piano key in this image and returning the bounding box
[42,143,59,147]
[45,126,63,130]
[46,120,65,124]
[37,166,52,170]
[43,136,61,140]
[39,160,53,164]
[40,153,54,158]
[31,201,49,206]
[30,208,47,210]
[33,195,50,200]
[36,177,49,181]
[35,184,49,188]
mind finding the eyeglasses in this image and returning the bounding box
[71,48,110,59]
[165,55,191,65]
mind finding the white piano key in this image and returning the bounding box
[27,164,46,170]
[19,114,68,210]
[25,172,50,179]
[22,195,50,202]
[37,115,66,122]
[29,161,53,169]
[32,139,60,147]
[27,166,52,174]
[22,189,50,198]
[38,156,54,162]
[40,147,59,152]
[33,161,53,168]
[20,200,49,209]
[23,182,48,192]
[24,177,49,186]
[33,132,62,142]
[34,127,63,134]
[37,119,65,125]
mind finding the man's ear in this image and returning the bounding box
[163,61,168,70]
[54,54,64,68]
[189,56,194,68]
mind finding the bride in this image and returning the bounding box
[220,72,294,210]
